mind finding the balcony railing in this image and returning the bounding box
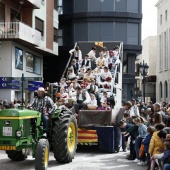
[0,22,41,46]
[27,0,41,8]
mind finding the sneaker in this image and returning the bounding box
[133,159,139,163]
[137,161,147,166]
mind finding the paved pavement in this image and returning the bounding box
[0,146,146,170]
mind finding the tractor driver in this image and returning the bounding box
[29,87,54,135]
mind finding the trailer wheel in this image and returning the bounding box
[35,139,49,170]
[52,112,77,163]
[6,149,28,161]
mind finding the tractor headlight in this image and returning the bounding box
[16,131,22,137]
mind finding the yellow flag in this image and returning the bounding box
[95,42,103,47]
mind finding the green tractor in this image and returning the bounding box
[0,107,77,170]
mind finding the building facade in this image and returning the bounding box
[57,0,142,101]
[135,36,157,103]
[0,0,58,102]
[156,0,170,102]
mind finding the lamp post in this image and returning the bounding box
[139,60,149,103]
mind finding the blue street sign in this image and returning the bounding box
[0,79,20,89]
[28,81,44,91]
[0,77,43,90]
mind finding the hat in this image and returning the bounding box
[131,98,136,101]
[38,87,45,92]
[72,59,76,62]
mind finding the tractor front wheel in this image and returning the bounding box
[52,112,77,163]
[6,149,29,161]
[35,139,49,170]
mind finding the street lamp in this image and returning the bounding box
[139,60,149,103]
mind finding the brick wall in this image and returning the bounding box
[46,0,54,50]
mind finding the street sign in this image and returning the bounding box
[0,77,42,89]
[0,80,20,89]
[24,77,42,81]
[28,81,44,91]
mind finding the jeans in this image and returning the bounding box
[163,164,170,170]
[135,137,143,160]
[42,115,49,131]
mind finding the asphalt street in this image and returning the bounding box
[0,146,146,170]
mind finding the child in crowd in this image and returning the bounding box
[161,141,170,169]
[100,92,110,110]
[149,123,165,170]
[133,117,147,164]
[87,94,98,109]
[119,120,133,152]
[142,126,155,169]
[124,117,139,160]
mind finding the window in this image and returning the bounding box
[160,82,162,99]
[164,31,168,70]
[75,0,87,12]
[41,0,45,6]
[0,2,5,22]
[35,17,44,37]
[164,81,168,98]
[54,28,57,42]
[56,0,63,15]
[54,0,57,10]
[127,23,139,45]
[74,22,88,42]
[115,22,126,43]
[165,10,168,21]
[88,22,100,41]
[101,22,114,41]
[159,34,162,71]
[160,14,162,25]
[10,8,21,21]
[26,52,41,75]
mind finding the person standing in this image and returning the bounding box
[112,101,132,152]
[130,98,140,117]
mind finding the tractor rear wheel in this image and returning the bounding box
[52,112,77,163]
[6,149,29,161]
[35,139,49,170]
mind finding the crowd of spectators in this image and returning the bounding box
[120,99,170,170]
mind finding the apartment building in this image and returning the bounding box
[0,0,58,101]
[156,0,170,102]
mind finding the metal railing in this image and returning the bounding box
[0,22,41,46]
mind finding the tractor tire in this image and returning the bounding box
[52,112,77,163]
[6,149,28,161]
[35,139,49,170]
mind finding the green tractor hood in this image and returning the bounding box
[0,109,41,119]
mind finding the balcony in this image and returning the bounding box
[12,0,41,9]
[0,22,41,46]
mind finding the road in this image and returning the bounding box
[0,146,146,170]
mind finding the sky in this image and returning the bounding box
[142,0,158,41]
